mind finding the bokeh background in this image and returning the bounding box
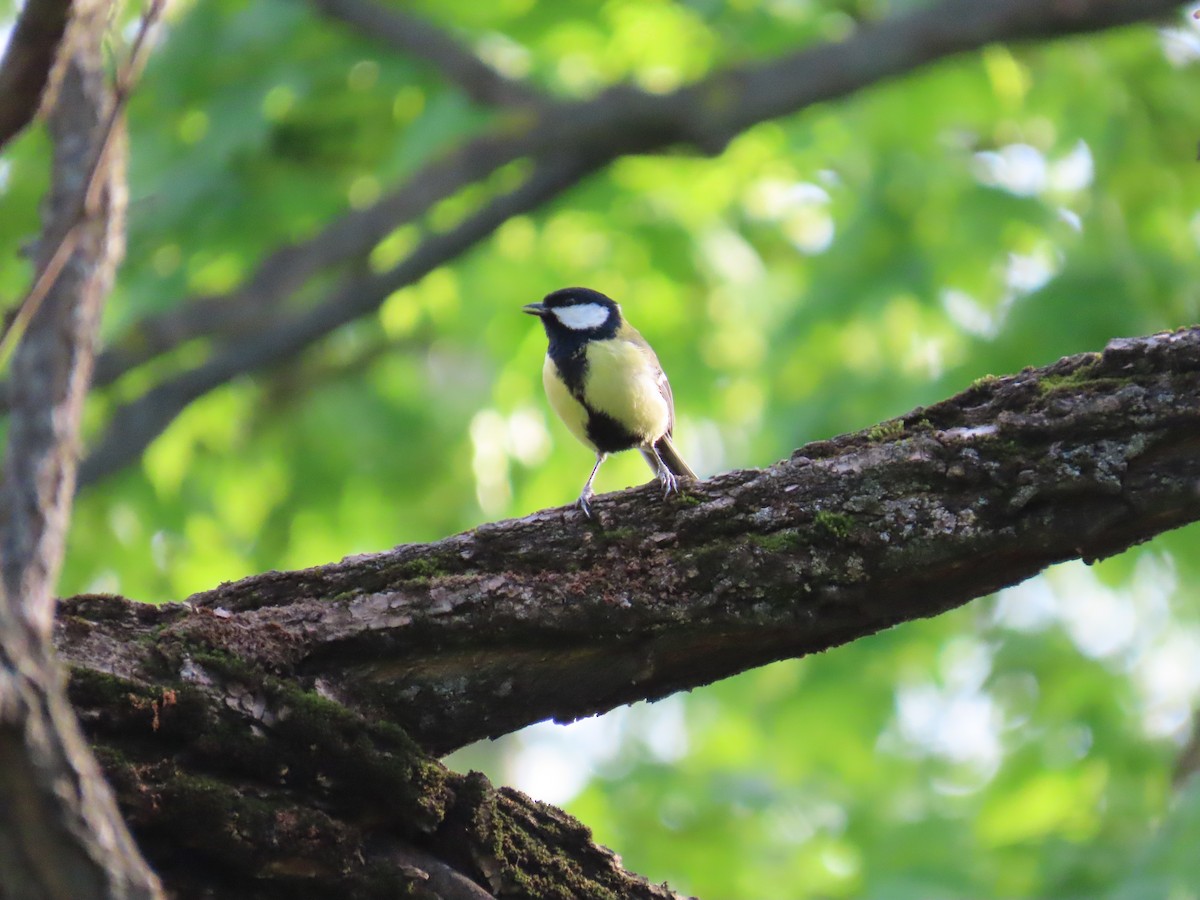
[3,0,1200,896]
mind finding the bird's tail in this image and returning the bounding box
[644,434,697,481]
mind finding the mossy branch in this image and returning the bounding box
[59,327,1200,772]
[49,326,1200,896]
[46,326,1200,900]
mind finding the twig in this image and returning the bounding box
[0,0,165,366]
[88,123,544,388]
[311,0,543,107]
[1174,715,1200,788]
[78,154,599,486]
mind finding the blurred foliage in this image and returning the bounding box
[3,0,1200,895]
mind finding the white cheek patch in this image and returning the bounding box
[552,303,609,330]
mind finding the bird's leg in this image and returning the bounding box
[647,445,680,498]
[578,453,606,517]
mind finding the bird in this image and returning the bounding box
[523,286,696,516]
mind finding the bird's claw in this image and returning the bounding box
[658,467,679,498]
[577,489,595,518]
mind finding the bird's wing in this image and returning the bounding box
[620,324,676,435]
[655,366,675,436]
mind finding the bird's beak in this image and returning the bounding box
[522,302,546,317]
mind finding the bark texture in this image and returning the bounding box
[54,326,1200,897]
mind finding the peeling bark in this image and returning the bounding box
[50,327,1200,897]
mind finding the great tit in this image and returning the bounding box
[524,287,696,516]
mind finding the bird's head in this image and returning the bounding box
[523,287,621,339]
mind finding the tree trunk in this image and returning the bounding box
[0,0,163,895]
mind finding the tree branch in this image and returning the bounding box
[60,327,1200,757]
[0,0,126,650]
[86,122,549,392]
[0,0,164,368]
[78,153,601,486]
[49,326,1200,896]
[67,0,1187,487]
[681,0,1184,150]
[312,0,544,107]
[0,0,73,150]
[61,597,686,898]
[1174,713,1200,788]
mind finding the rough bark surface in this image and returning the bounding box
[53,327,1200,898]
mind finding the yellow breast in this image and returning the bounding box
[581,338,671,442]
[541,336,671,455]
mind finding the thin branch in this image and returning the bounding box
[0,0,73,150]
[679,0,1187,151]
[60,327,1200,756]
[78,153,601,486]
[58,0,1189,484]
[312,0,543,107]
[0,0,164,366]
[89,124,547,389]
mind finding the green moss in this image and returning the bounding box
[672,490,703,507]
[387,555,449,582]
[184,646,268,685]
[970,374,998,390]
[460,772,620,900]
[68,666,152,707]
[136,769,424,895]
[78,651,626,897]
[128,637,452,833]
[1040,373,1127,394]
[749,530,803,552]
[866,419,904,442]
[269,687,449,829]
[599,526,638,541]
[814,510,853,539]
[161,773,278,856]
[62,593,137,620]
[1037,355,1117,395]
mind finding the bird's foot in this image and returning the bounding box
[657,466,679,498]
[577,488,596,518]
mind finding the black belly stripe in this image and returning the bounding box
[555,348,588,397]
[584,408,642,454]
[548,336,641,453]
